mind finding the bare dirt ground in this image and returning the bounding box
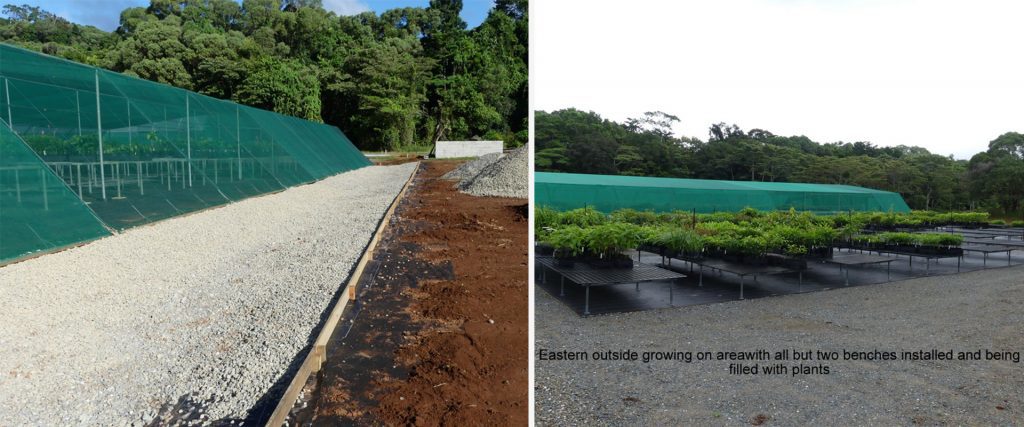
[302,161,528,425]
[535,264,1024,425]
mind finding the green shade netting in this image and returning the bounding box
[0,43,371,263]
[535,172,911,214]
[0,120,110,261]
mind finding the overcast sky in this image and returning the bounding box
[534,0,1024,159]
[28,0,493,32]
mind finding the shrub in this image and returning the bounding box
[1013,220,1024,227]
[876,232,916,245]
[560,207,606,228]
[784,244,808,256]
[583,222,644,257]
[917,233,963,246]
[610,208,661,225]
[990,219,1006,226]
[546,226,587,256]
[535,206,561,232]
[648,227,704,254]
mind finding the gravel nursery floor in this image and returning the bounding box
[538,249,1023,316]
[535,264,1024,425]
[0,163,417,426]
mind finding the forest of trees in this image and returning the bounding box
[536,109,1024,216]
[0,0,528,151]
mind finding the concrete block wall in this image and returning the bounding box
[435,140,504,158]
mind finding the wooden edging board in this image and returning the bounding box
[265,163,419,426]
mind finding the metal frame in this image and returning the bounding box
[536,257,685,316]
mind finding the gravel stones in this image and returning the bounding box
[441,152,504,180]
[457,145,528,198]
[0,163,417,425]
[535,265,1024,425]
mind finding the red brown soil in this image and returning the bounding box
[308,161,527,425]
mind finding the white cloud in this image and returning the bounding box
[534,0,1024,159]
[322,0,371,15]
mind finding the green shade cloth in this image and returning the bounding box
[535,172,911,214]
[0,43,371,263]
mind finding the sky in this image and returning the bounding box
[28,0,494,33]
[534,0,1024,160]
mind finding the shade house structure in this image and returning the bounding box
[0,43,371,263]
[535,172,911,214]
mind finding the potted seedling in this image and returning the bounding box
[581,222,643,268]
[546,226,586,268]
[534,206,561,256]
[647,227,704,259]
[559,206,607,227]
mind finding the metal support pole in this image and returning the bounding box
[739,276,745,300]
[14,169,20,203]
[698,265,703,287]
[76,164,82,198]
[76,91,82,137]
[137,161,143,195]
[95,70,107,200]
[41,169,48,210]
[236,106,242,180]
[983,252,987,267]
[5,78,12,128]
[560,275,565,297]
[186,96,192,187]
[115,162,122,198]
[584,285,591,316]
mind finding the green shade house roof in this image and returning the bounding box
[535,172,911,214]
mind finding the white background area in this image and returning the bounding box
[533,0,1024,159]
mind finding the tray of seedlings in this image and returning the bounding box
[537,207,986,271]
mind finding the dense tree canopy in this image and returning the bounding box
[0,0,527,151]
[537,109,1023,216]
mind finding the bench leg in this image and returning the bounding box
[699,265,703,287]
[739,275,745,300]
[584,285,590,316]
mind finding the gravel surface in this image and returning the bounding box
[535,265,1024,425]
[458,145,527,198]
[0,163,417,426]
[441,152,504,180]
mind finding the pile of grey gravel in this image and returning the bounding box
[441,152,504,180]
[0,162,417,426]
[457,145,528,198]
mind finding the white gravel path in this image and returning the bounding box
[0,163,417,426]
